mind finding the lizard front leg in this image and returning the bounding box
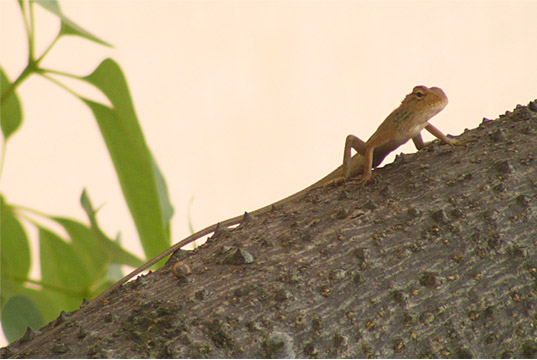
[414,125,475,151]
[425,124,466,146]
[359,145,375,184]
[412,133,426,150]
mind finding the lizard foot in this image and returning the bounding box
[446,136,478,148]
[321,176,346,189]
[358,174,374,186]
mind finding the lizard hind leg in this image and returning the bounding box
[343,134,367,178]
[358,146,375,185]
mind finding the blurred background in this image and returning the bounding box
[1,0,536,344]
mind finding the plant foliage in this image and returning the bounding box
[0,0,174,343]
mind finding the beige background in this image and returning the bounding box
[1,0,537,344]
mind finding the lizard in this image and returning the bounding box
[91,85,463,304]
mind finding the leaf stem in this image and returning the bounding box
[187,196,195,234]
[17,0,33,61]
[38,72,84,100]
[1,2,61,105]
[0,63,30,105]
[40,67,83,81]
[7,272,86,297]
[12,203,52,221]
[28,0,35,60]
[34,34,61,65]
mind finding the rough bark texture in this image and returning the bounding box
[2,100,537,359]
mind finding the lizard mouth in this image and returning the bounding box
[429,87,449,108]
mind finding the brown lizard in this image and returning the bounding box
[91,85,462,303]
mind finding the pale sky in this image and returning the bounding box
[1,0,537,345]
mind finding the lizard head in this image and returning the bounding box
[402,85,448,121]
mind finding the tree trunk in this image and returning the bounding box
[2,100,537,359]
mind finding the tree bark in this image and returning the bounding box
[2,100,537,359]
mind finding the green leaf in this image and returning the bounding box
[38,226,88,297]
[80,188,98,229]
[3,288,73,336]
[1,295,43,343]
[79,188,143,268]
[102,235,145,269]
[16,288,60,328]
[0,68,23,141]
[35,0,112,48]
[50,217,108,286]
[81,59,173,260]
[53,216,143,272]
[78,189,137,291]
[151,154,174,236]
[106,233,126,282]
[81,99,169,260]
[0,196,31,300]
